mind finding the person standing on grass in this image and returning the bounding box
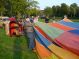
[3,19,10,35]
[34,16,39,23]
[30,16,34,23]
[45,16,50,23]
[24,16,35,50]
[63,15,72,22]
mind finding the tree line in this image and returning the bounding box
[0,0,40,18]
[44,3,79,18]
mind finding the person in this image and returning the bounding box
[18,19,24,35]
[24,16,35,50]
[63,15,72,22]
[45,16,50,23]
[33,16,39,23]
[9,20,20,36]
[3,19,10,35]
[30,16,34,23]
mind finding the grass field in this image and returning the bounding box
[0,28,38,59]
[52,17,79,22]
[38,18,79,22]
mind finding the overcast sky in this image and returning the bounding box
[35,0,79,10]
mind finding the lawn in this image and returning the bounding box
[38,18,79,22]
[0,28,38,59]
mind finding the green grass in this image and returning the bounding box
[0,28,38,59]
[71,19,79,22]
[38,18,45,22]
[38,18,79,22]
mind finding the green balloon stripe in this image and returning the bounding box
[35,22,64,40]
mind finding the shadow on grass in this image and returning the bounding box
[13,37,22,59]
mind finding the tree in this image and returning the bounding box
[55,6,61,16]
[44,7,52,17]
[61,3,69,16]
[0,0,39,18]
[0,0,6,16]
[52,6,57,16]
[76,7,79,17]
[26,0,39,16]
[70,3,78,17]
[28,1,39,8]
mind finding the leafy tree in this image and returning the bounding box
[0,0,6,16]
[61,3,69,16]
[52,6,57,16]
[26,0,39,16]
[0,0,39,18]
[55,6,61,16]
[76,7,79,17]
[44,7,52,17]
[70,3,78,17]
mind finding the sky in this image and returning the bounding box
[35,0,79,10]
